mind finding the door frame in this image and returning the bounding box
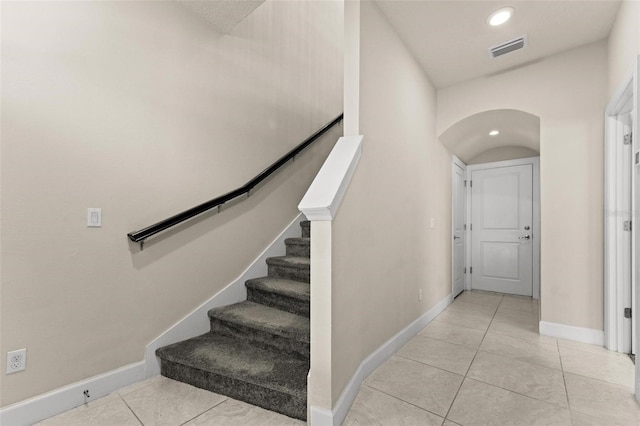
[465,156,541,299]
[452,156,467,297]
[604,56,639,357]
[604,55,640,401]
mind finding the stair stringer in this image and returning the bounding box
[144,212,305,378]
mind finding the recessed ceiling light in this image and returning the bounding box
[488,7,514,26]
[489,130,500,136]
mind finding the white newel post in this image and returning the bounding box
[298,135,362,425]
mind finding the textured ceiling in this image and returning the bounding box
[376,0,621,88]
[439,109,540,162]
[176,0,266,34]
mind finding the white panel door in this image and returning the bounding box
[471,164,533,296]
[453,162,466,297]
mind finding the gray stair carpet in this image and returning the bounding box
[246,277,310,317]
[285,237,310,257]
[266,256,310,283]
[156,220,311,420]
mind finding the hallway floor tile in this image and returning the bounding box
[419,320,486,349]
[447,378,572,426]
[397,335,477,375]
[36,291,639,425]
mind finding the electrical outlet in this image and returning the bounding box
[419,289,423,301]
[6,349,26,374]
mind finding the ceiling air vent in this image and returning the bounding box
[489,35,528,58]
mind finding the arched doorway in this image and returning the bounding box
[439,109,540,162]
[440,109,541,299]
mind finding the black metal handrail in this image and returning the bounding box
[128,114,343,248]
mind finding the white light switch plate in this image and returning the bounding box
[430,217,435,229]
[87,208,102,227]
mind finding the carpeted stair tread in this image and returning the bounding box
[208,301,309,343]
[285,237,310,246]
[156,333,307,395]
[246,277,310,301]
[156,333,308,419]
[266,256,310,267]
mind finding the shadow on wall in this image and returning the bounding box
[439,109,540,163]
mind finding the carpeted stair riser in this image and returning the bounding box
[301,220,310,238]
[247,286,309,317]
[285,237,310,258]
[160,361,306,419]
[267,263,309,283]
[208,316,309,359]
[266,257,310,283]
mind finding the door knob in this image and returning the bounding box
[519,235,531,240]
[453,236,461,240]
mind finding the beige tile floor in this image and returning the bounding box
[37,291,639,425]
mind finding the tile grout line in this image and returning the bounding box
[409,332,484,351]
[482,327,558,348]
[117,393,145,426]
[561,368,637,389]
[463,294,502,375]
[361,293,503,424]
[177,397,230,426]
[553,347,632,425]
[465,296,573,410]
[366,293,632,425]
[362,383,448,421]
[393,352,470,377]
[358,292,577,424]
[558,339,637,389]
[460,376,570,410]
[117,378,231,426]
[445,295,574,420]
[557,339,576,426]
[118,377,159,398]
[474,347,563,373]
[441,294,503,422]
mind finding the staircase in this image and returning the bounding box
[156,220,311,420]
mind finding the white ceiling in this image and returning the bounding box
[375,0,621,89]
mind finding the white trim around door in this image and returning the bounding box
[604,57,637,355]
[604,55,640,401]
[466,156,540,299]
[452,156,467,298]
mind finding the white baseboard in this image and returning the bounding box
[0,214,304,426]
[0,361,145,426]
[310,292,453,426]
[144,212,305,377]
[539,321,604,346]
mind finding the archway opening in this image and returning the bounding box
[439,109,540,163]
[445,108,541,301]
